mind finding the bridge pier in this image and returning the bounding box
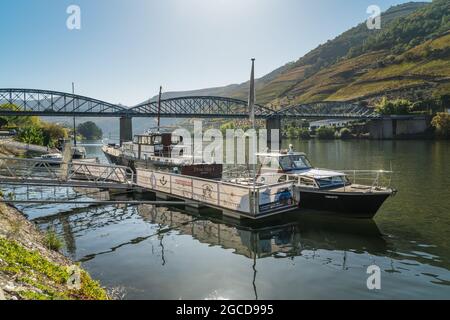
[368,116,430,139]
[120,116,133,145]
[266,116,282,151]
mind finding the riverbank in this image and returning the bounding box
[0,139,59,157]
[0,198,109,300]
[0,140,109,300]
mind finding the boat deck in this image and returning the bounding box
[319,184,392,194]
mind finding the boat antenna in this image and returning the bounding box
[157,86,162,132]
[72,82,77,146]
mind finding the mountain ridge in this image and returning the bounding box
[146,1,449,108]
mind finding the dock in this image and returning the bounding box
[0,157,298,220]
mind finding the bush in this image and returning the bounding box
[298,128,311,140]
[339,127,353,139]
[375,97,412,115]
[431,112,450,139]
[316,126,335,140]
[286,126,297,138]
[42,123,68,147]
[17,126,44,145]
[43,229,63,252]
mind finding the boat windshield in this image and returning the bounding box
[316,175,349,188]
[279,155,312,171]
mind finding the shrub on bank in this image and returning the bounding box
[316,126,335,139]
[375,97,412,115]
[298,128,311,140]
[43,229,64,252]
[0,237,109,300]
[339,127,353,139]
[431,112,450,139]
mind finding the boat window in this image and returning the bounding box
[316,176,347,188]
[278,175,287,183]
[152,136,162,144]
[279,155,312,171]
[279,157,294,170]
[299,177,316,187]
[290,155,312,169]
[172,135,180,144]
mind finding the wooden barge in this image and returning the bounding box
[135,168,298,219]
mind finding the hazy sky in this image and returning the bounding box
[0,0,428,105]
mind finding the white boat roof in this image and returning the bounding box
[256,152,306,157]
[295,168,345,178]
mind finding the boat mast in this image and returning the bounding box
[157,86,162,132]
[249,58,257,213]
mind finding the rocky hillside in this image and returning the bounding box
[0,200,109,300]
[150,0,449,108]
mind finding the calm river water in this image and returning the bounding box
[6,139,450,299]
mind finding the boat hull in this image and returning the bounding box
[296,189,391,218]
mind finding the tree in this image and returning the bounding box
[77,121,103,140]
[17,126,44,145]
[316,126,335,139]
[298,128,311,140]
[375,97,412,115]
[0,103,41,128]
[0,118,7,128]
[41,122,69,147]
[431,112,450,139]
[287,127,297,139]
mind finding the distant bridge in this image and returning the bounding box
[0,88,272,118]
[0,88,381,144]
[0,88,379,119]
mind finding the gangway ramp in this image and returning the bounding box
[0,157,134,189]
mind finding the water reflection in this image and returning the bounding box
[30,201,449,298]
[33,203,388,261]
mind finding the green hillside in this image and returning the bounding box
[155,0,449,108]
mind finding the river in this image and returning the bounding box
[3,139,450,299]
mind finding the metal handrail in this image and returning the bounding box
[0,157,134,186]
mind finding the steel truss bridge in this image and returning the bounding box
[0,88,380,119]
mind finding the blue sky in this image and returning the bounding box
[0,0,428,106]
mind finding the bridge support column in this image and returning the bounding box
[120,116,133,145]
[266,116,282,151]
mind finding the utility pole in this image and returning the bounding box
[157,86,162,132]
[72,82,77,146]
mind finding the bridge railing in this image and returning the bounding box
[0,157,134,186]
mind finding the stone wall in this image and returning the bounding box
[368,116,431,139]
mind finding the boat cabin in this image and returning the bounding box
[122,130,184,160]
[257,151,350,190]
[258,151,312,173]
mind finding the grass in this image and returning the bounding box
[410,59,450,77]
[43,229,64,252]
[360,62,418,80]
[327,79,426,101]
[0,237,109,300]
[405,33,450,57]
[7,219,22,239]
